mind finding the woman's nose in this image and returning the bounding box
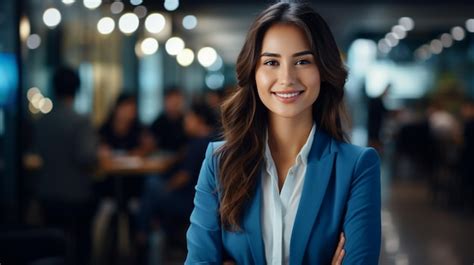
[278,63,296,86]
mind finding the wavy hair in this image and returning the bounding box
[217,2,349,231]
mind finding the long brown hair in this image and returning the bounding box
[218,2,349,231]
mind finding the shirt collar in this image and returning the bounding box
[297,123,316,166]
[264,135,275,172]
[264,123,317,168]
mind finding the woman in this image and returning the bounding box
[186,2,381,265]
[97,93,153,198]
[99,93,152,156]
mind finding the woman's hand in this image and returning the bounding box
[331,233,345,265]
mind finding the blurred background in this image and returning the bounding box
[0,0,473,264]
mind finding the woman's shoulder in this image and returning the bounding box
[331,138,380,164]
[202,141,226,167]
[334,140,369,153]
[327,137,381,183]
[208,140,225,149]
[205,141,225,155]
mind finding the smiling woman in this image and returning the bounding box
[185,2,381,265]
[255,23,321,120]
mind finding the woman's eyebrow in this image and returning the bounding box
[260,52,280,58]
[260,50,313,57]
[293,50,313,57]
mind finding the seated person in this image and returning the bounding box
[97,93,153,199]
[136,101,218,245]
[149,87,188,153]
[99,93,153,157]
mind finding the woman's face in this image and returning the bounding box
[115,100,137,123]
[184,111,200,137]
[255,23,321,121]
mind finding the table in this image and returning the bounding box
[24,152,179,176]
[24,152,180,263]
[97,154,179,261]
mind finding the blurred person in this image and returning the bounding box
[32,66,98,265]
[204,88,225,111]
[427,101,463,204]
[99,93,153,157]
[392,100,436,180]
[186,2,380,265]
[149,87,187,153]
[135,102,218,263]
[97,93,154,200]
[204,88,226,133]
[427,101,462,144]
[367,83,390,152]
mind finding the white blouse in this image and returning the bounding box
[261,124,316,265]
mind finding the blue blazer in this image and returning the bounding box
[186,130,381,265]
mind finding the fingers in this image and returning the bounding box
[334,248,345,265]
[331,233,345,265]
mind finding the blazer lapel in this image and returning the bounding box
[243,174,265,264]
[289,130,336,265]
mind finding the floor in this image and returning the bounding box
[379,179,474,265]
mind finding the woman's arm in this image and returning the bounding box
[342,148,381,265]
[185,143,224,265]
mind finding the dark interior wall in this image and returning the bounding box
[0,0,21,224]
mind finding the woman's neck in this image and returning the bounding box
[267,114,313,161]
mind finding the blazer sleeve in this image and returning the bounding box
[185,142,223,265]
[342,148,381,265]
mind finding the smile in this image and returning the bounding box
[272,91,304,99]
[271,90,304,103]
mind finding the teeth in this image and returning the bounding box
[275,92,300,98]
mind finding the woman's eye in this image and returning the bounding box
[296,59,310,65]
[264,60,279,66]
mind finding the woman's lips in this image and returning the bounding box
[271,90,304,103]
